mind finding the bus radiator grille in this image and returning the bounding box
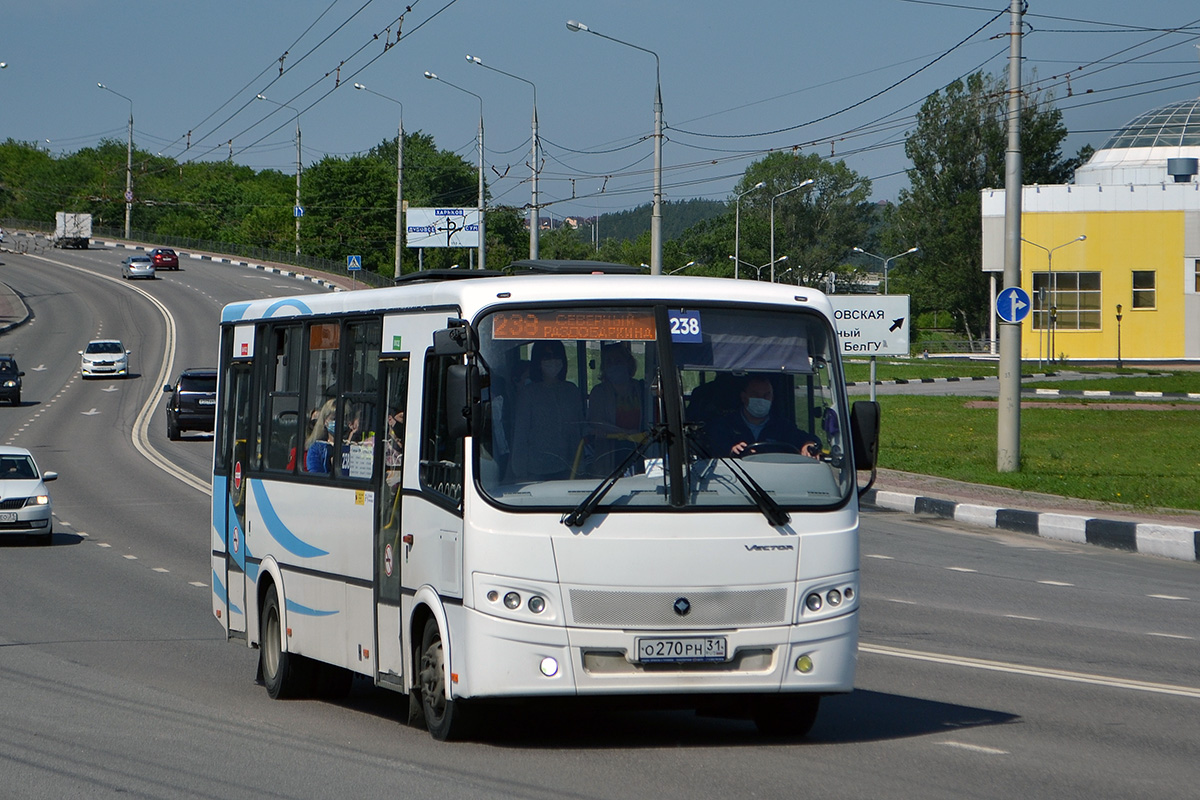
[568,588,788,629]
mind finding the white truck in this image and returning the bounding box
[54,212,92,249]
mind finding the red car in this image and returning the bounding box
[149,247,179,270]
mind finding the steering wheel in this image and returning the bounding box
[740,441,821,460]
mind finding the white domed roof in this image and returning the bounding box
[1074,97,1200,185]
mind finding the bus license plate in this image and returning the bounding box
[636,636,727,663]
[0,513,16,523]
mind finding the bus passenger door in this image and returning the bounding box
[375,356,409,686]
[222,364,253,637]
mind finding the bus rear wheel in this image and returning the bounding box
[260,587,312,699]
[417,618,471,741]
[753,693,820,738]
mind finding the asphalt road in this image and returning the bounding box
[0,247,1196,799]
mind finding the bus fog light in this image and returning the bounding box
[795,655,814,674]
[805,593,822,612]
[539,657,558,677]
[826,589,842,607]
[528,595,546,614]
[504,592,521,609]
[844,587,854,601]
[487,590,499,602]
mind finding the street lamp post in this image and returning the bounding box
[353,83,405,279]
[256,94,302,256]
[733,181,766,280]
[667,260,696,275]
[467,54,539,260]
[775,266,793,284]
[1022,235,1085,365]
[770,179,813,282]
[425,71,485,271]
[1115,304,1123,369]
[97,83,133,239]
[852,246,919,294]
[567,20,662,275]
[729,254,786,282]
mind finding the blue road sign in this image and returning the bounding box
[996,286,1031,324]
[294,206,305,217]
[347,255,362,271]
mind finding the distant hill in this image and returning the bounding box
[580,198,727,242]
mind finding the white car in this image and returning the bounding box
[79,339,130,378]
[0,446,57,545]
[121,255,156,280]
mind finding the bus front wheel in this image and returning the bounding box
[753,693,820,738]
[260,587,312,699]
[417,618,471,741]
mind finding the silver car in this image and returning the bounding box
[121,255,156,280]
[0,446,57,545]
[80,339,130,378]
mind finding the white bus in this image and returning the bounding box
[211,261,880,740]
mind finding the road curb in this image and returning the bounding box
[864,488,1200,563]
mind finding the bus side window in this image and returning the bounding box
[420,352,463,503]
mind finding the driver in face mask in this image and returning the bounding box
[709,375,820,458]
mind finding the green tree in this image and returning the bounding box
[888,71,1078,339]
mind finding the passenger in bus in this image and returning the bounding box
[304,399,337,474]
[509,340,584,481]
[586,343,645,476]
[706,375,820,458]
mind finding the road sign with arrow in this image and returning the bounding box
[829,295,911,356]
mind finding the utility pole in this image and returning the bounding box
[997,0,1024,473]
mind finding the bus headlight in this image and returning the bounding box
[528,595,546,614]
[805,593,823,612]
[503,592,522,610]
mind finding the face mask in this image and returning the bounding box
[745,397,772,418]
[326,421,337,435]
[541,359,562,379]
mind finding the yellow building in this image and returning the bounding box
[982,97,1200,362]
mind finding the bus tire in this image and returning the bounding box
[417,617,470,741]
[260,586,312,699]
[752,693,820,738]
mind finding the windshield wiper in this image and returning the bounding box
[685,426,790,527]
[561,425,666,528]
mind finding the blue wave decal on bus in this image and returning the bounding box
[212,569,242,616]
[250,480,330,558]
[264,298,314,318]
[285,598,339,617]
[221,302,255,323]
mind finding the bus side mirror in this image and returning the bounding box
[445,364,479,439]
[433,320,475,356]
[850,400,880,471]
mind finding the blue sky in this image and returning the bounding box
[4,1,1200,220]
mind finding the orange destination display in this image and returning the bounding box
[492,309,657,341]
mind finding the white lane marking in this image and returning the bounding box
[123,554,138,560]
[153,567,169,573]
[861,643,1200,699]
[1004,614,1041,621]
[885,598,917,605]
[938,741,1008,755]
[946,567,977,573]
[188,581,208,588]
[1038,580,1074,586]
[865,554,893,559]
[1147,632,1194,641]
[96,542,111,548]
[81,408,100,416]
[1148,594,1189,601]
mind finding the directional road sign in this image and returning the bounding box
[829,295,911,356]
[996,286,1031,324]
[294,206,305,217]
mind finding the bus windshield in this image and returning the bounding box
[475,304,853,513]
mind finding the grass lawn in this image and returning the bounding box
[874,394,1200,511]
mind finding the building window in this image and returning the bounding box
[1193,259,1199,293]
[1032,271,1101,330]
[1132,270,1156,309]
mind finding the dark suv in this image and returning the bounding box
[163,368,217,440]
[0,355,24,405]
